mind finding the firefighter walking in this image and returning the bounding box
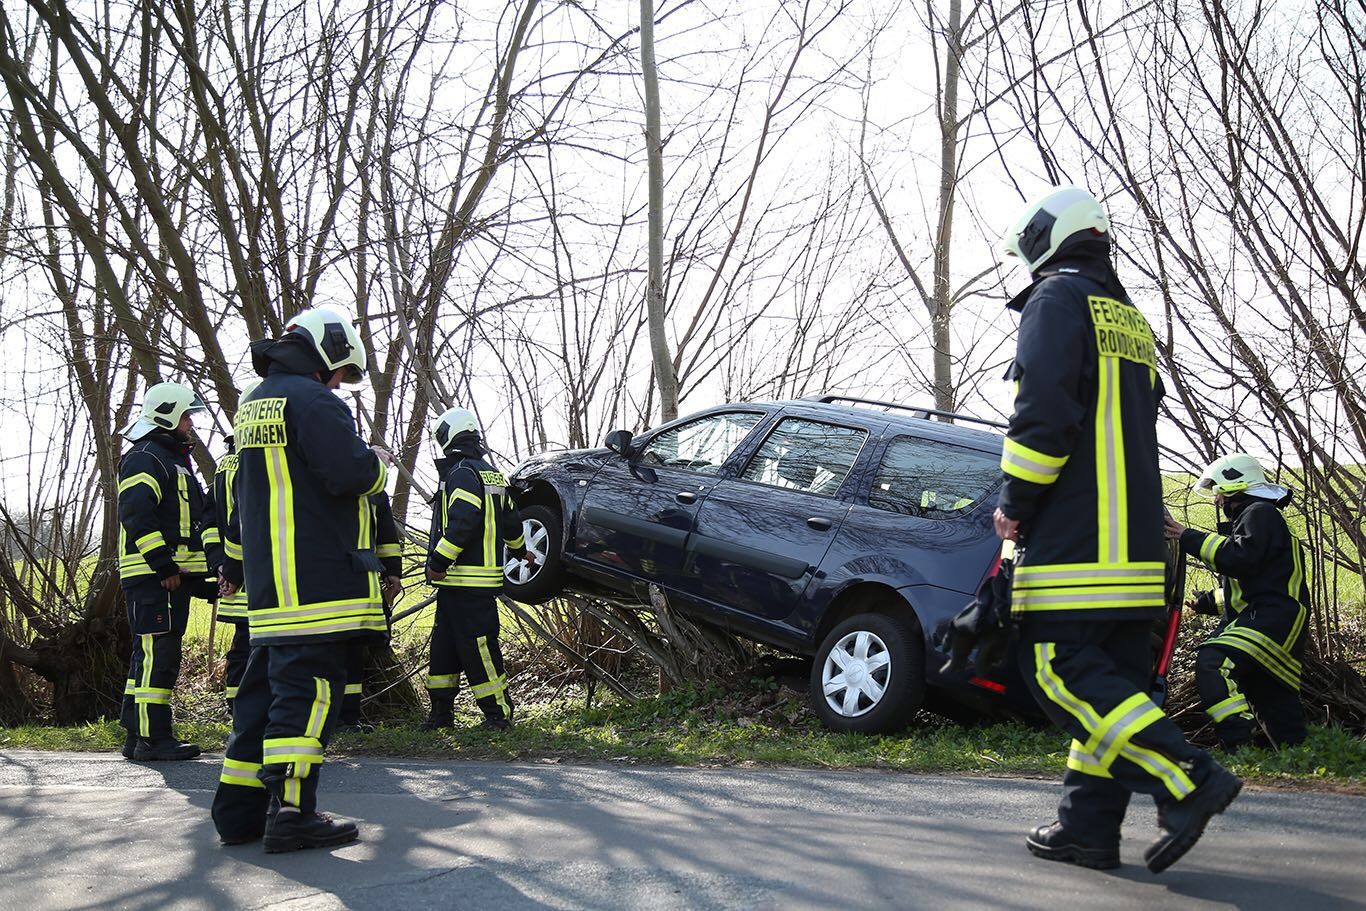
[993,186,1240,873]
[1166,454,1309,749]
[420,407,530,731]
[210,309,391,853]
[116,382,210,762]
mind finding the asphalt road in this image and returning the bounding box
[0,751,1360,910]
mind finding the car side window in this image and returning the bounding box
[639,411,764,475]
[869,436,1000,518]
[740,418,867,497]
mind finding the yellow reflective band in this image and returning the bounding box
[377,543,402,558]
[284,778,301,807]
[305,678,331,740]
[450,488,481,508]
[483,494,498,568]
[1208,627,1301,689]
[434,538,462,561]
[1001,438,1069,485]
[201,527,222,546]
[134,531,168,554]
[118,473,162,500]
[470,675,508,698]
[224,540,243,560]
[264,446,299,608]
[219,771,266,789]
[1095,357,1127,564]
[177,474,191,541]
[1119,741,1196,799]
[225,686,239,699]
[247,598,388,639]
[223,757,261,772]
[138,634,155,737]
[426,674,459,689]
[1013,586,1165,613]
[476,636,511,716]
[1199,533,1227,568]
[344,683,363,696]
[124,678,135,695]
[1014,563,1164,588]
[362,461,388,497]
[1208,694,1250,722]
[1067,740,1114,779]
[505,534,525,550]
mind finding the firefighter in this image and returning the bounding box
[1165,454,1309,749]
[210,308,392,853]
[202,381,260,713]
[420,407,530,731]
[337,492,404,734]
[116,382,210,761]
[992,186,1240,873]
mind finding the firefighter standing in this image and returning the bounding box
[993,186,1240,873]
[420,407,529,731]
[116,382,210,761]
[1165,454,1309,749]
[210,309,391,853]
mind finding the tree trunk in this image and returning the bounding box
[639,0,678,422]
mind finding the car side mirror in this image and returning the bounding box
[604,429,634,457]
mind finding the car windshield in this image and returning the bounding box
[639,411,763,474]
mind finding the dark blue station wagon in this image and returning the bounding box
[504,395,1030,733]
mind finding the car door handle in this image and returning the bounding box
[807,516,832,531]
[676,491,697,504]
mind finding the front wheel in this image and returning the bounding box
[809,611,924,734]
[503,504,566,603]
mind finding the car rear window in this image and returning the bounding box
[741,418,867,497]
[868,436,1000,518]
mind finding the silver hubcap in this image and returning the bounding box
[504,518,549,585]
[822,630,891,717]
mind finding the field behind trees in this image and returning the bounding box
[0,0,1363,732]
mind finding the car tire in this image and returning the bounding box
[503,504,566,604]
[809,610,925,734]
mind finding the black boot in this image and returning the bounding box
[221,796,279,847]
[1145,760,1242,874]
[420,696,455,732]
[121,732,137,760]
[263,805,359,854]
[1026,821,1121,870]
[478,716,511,731]
[133,736,202,761]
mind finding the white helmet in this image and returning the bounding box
[1195,453,1288,501]
[1003,185,1110,273]
[286,308,367,384]
[430,406,481,453]
[239,379,263,403]
[124,382,206,440]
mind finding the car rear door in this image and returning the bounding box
[683,414,875,620]
[572,409,767,593]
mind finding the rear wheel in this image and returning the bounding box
[809,611,924,734]
[503,504,565,603]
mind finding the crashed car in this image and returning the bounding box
[504,395,1179,733]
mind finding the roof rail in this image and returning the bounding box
[800,393,1008,430]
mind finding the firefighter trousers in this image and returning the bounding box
[120,582,191,739]
[1019,618,1210,844]
[211,642,348,841]
[1196,644,1307,748]
[224,621,251,708]
[425,589,512,723]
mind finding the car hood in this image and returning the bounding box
[509,446,615,481]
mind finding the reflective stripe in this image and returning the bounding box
[134,686,173,705]
[201,527,222,546]
[306,678,331,740]
[483,494,498,568]
[1209,694,1250,722]
[450,488,481,508]
[1207,626,1301,689]
[476,636,511,716]
[138,634,154,737]
[247,598,388,640]
[433,538,462,561]
[177,474,192,544]
[362,460,388,497]
[377,543,402,559]
[173,546,208,573]
[265,446,299,608]
[505,534,525,550]
[1095,357,1126,563]
[134,531,168,553]
[250,616,390,640]
[225,686,239,699]
[426,674,459,689]
[118,473,162,500]
[124,678,135,695]
[223,539,243,560]
[1013,586,1165,613]
[1199,533,1227,568]
[1014,563,1164,587]
[344,683,363,696]
[1001,438,1069,485]
[1119,741,1195,799]
[262,740,324,766]
[471,675,508,698]
[1068,740,1114,778]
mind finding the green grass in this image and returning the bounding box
[4,689,1363,791]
